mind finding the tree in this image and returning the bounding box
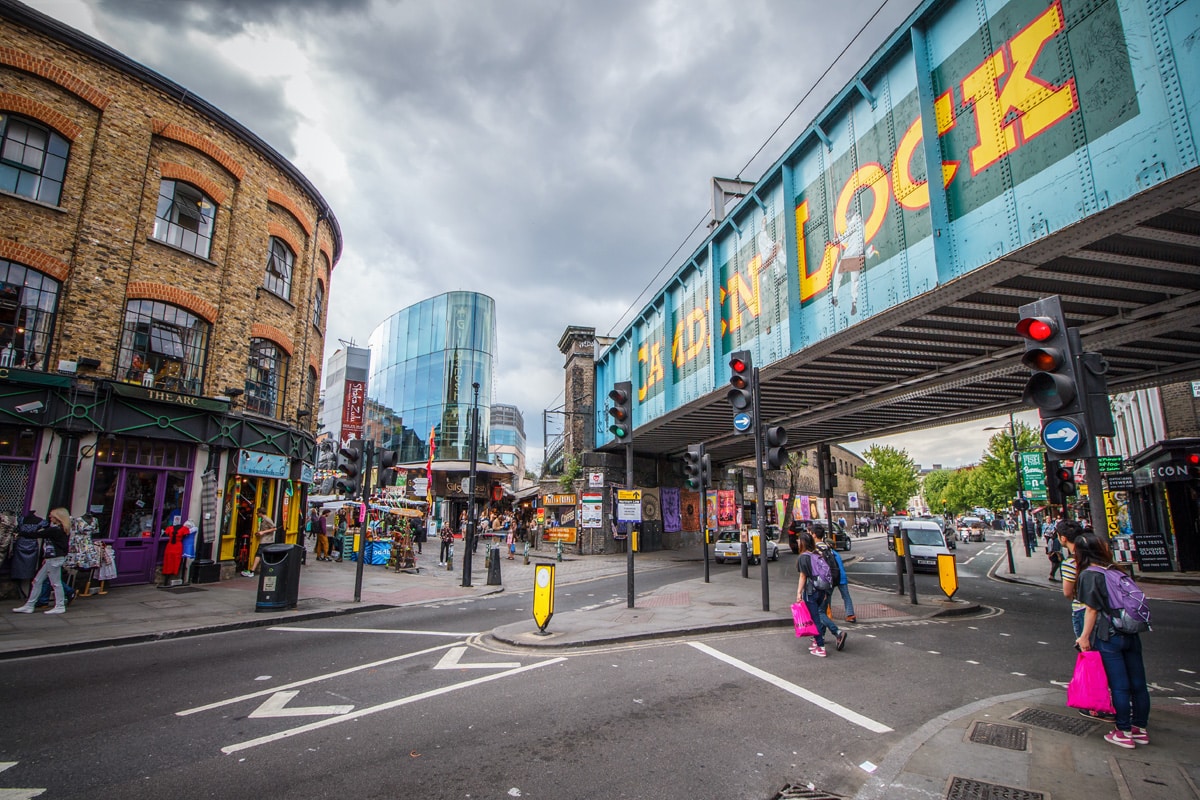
[557,455,582,492]
[922,469,953,513]
[857,445,920,513]
[778,450,811,532]
[974,421,1040,510]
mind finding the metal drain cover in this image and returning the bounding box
[771,784,845,800]
[945,776,1046,800]
[1009,707,1098,736]
[968,721,1028,751]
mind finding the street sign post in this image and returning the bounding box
[532,564,555,634]
[937,553,958,599]
[1042,417,1082,454]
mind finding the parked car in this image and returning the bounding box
[957,516,987,542]
[830,527,851,551]
[714,530,779,564]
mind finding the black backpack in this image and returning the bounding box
[817,544,842,585]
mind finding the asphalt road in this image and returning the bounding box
[1,536,1196,800]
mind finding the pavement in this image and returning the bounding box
[3,529,1197,800]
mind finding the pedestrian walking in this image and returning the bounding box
[1058,520,1115,722]
[12,507,72,615]
[810,525,849,646]
[241,510,276,578]
[1074,533,1151,749]
[1047,532,1063,581]
[315,509,331,560]
[438,525,453,566]
[795,529,834,657]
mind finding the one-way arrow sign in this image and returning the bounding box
[433,646,520,670]
[249,691,353,718]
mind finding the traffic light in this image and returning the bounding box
[1017,296,1088,457]
[727,350,754,435]
[377,448,398,489]
[764,426,788,469]
[1045,459,1076,505]
[817,443,837,495]
[335,439,364,497]
[608,381,633,443]
[683,444,704,490]
[701,452,712,487]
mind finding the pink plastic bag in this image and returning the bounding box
[1066,651,1115,714]
[792,602,818,638]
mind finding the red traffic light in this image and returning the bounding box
[1016,316,1057,342]
[730,355,749,373]
[609,387,629,405]
[1053,465,1073,482]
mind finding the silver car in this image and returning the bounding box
[713,531,779,564]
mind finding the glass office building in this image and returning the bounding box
[366,292,496,464]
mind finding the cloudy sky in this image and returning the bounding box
[24,0,1020,470]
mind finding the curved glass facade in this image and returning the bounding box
[366,292,496,464]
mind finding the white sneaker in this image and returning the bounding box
[44,606,66,615]
[12,605,34,614]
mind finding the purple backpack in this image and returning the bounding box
[1086,566,1151,634]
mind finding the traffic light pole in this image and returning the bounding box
[751,367,769,612]
[700,464,710,584]
[625,441,634,608]
[353,440,373,603]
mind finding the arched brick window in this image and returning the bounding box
[0,257,60,371]
[313,279,325,328]
[245,338,289,418]
[117,300,210,394]
[153,180,216,258]
[264,236,294,300]
[0,113,69,205]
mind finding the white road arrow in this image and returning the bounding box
[433,646,520,671]
[249,691,353,718]
[1045,427,1079,446]
[0,761,46,799]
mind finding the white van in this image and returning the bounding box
[895,519,953,572]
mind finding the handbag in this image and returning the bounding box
[1066,651,1115,714]
[791,602,819,638]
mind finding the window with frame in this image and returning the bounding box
[0,259,61,372]
[116,300,209,394]
[245,338,289,418]
[304,366,317,416]
[152,180,216,258]
[0,113,69,206]
[313,279,325,328]
[264,236,294,300]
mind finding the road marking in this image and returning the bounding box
[687,642,892,733]
[927,651,940,655]
[249,691,353,718]
[1181,669,1196,675]
[1011,672,1026,677]
[0,761,44,799]
[270,626,479,637]
[177,642,461,716]
[222,657,566,754]
[433,646,521,670]
[965,660,980,665]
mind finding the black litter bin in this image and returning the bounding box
[255,543,303,611]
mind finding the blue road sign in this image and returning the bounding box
[733,412,752,432]
[1042,418,1081,454]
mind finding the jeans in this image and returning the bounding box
[27,556,67,609]
[440,541,451,563]
[1071,608,1084,638]
[805,589,831,647]
[37,573,75,605]
[837,583,855,617]
[1097,633,1150,731]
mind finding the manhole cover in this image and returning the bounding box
[771,784,845,800]
[1009,707,1098,736]
[159,585,207,594]
[945,776,1045,800]
[968,721,1028,751]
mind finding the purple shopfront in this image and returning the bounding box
[86,436,194,586]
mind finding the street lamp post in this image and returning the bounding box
[985,414,1032,557]
[462,382,481,588]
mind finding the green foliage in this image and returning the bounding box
[922,469,953,512]
[974,421,1041,510]
[557,456,582,491]
[857,445,920,513]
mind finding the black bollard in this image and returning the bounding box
[487,547,502,585]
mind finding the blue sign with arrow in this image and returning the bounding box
[1042,418,1081,454]
[733,412,752,432]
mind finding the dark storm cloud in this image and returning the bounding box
[94,0,370,37]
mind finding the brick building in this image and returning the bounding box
[0,0,341,585]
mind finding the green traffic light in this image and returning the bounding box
[610,424,628,439]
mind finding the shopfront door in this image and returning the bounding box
[88,438,193,586]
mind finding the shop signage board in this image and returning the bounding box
[617,489,642,523]
[581,493,603,527]
[1132,531,1173,571]
[299,463,314,484]
[108,381,231,412]
[543,494,577,506]
[1097,455,1124,473]
[588,472,604,488]
[544,526,577,543]
[1105,473,1135,491]
[237,449,289,479]
[1020,451,1046,497]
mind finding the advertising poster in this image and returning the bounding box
[341,378,366,442]
[581,493,603,527]
[660,487,681,532]
[680,490,700,532]
[717,490,737,529]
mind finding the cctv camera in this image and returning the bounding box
[15,400,44,414]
